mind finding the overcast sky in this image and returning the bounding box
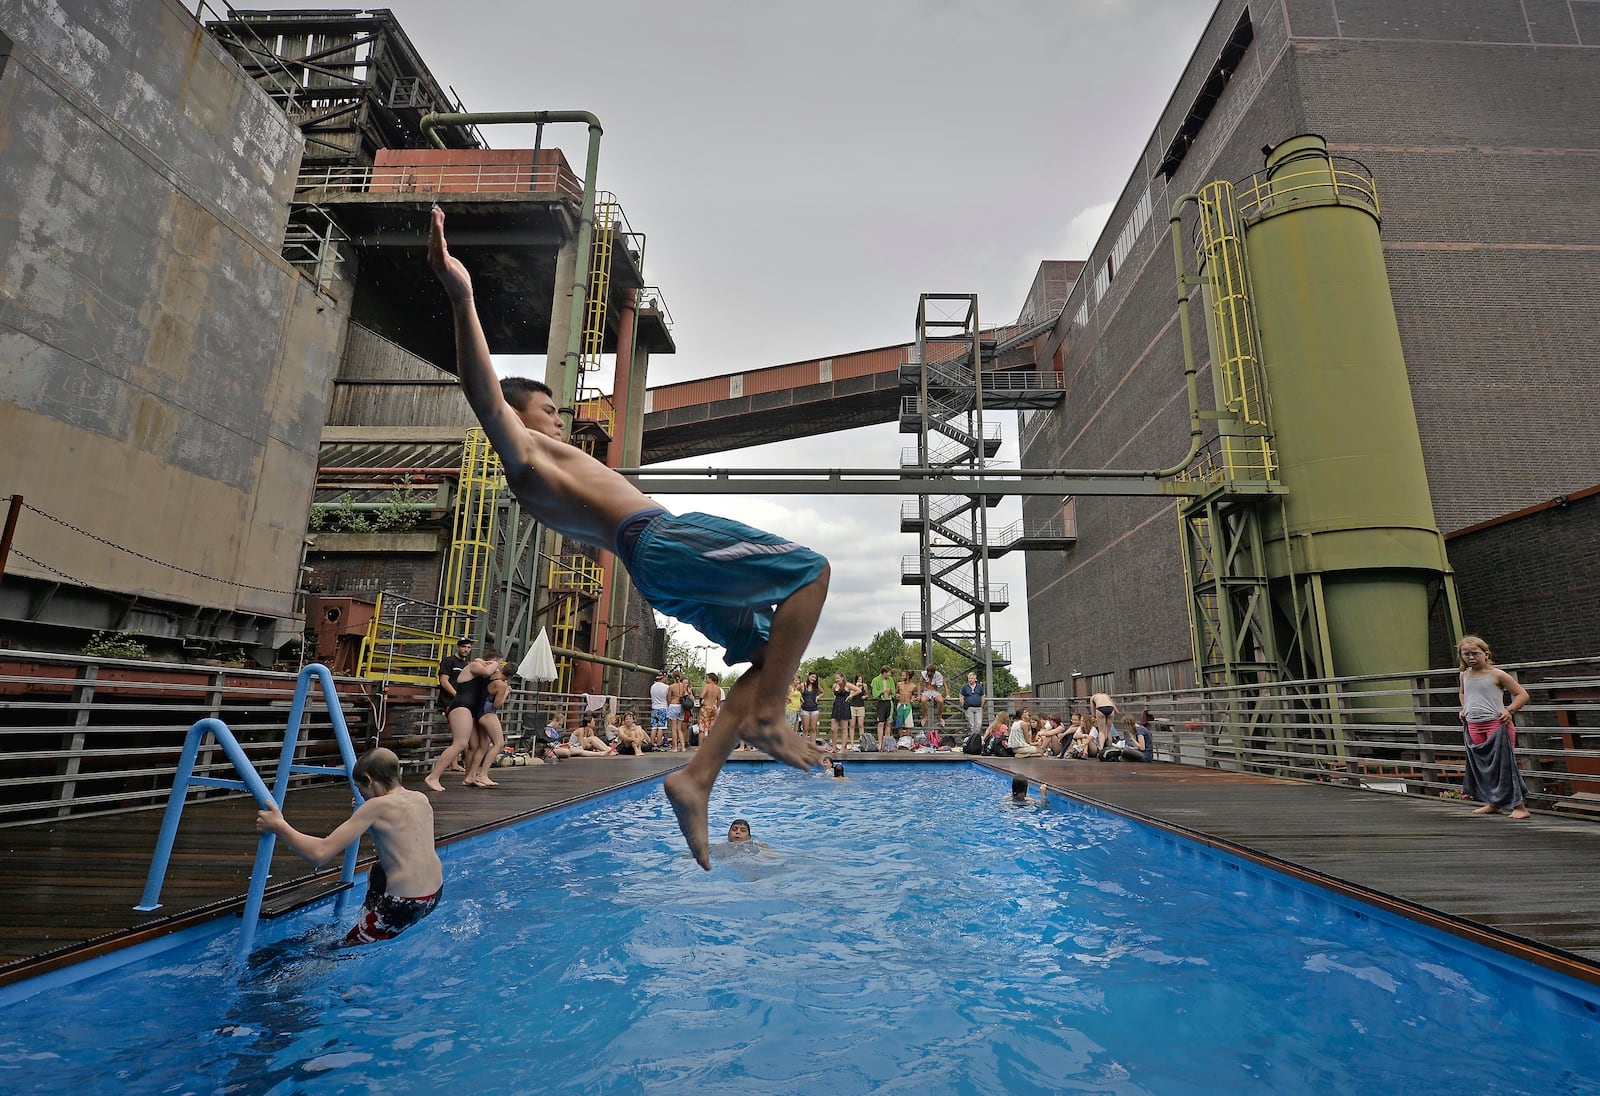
[273,0,1219,677]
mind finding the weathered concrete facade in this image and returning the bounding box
[1023,0,1600,695]
[0,0,342,649]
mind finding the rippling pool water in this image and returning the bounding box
[3,764,1597,1094]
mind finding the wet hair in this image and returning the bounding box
[830,761,846,778]
[353,747,401,790]
[1011,777,1029,800]
[729,818,750,835]
[501,376,554,412]
[1458,634,1494,668]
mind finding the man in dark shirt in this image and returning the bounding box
[437,638,473,705]
[436,638,473,773]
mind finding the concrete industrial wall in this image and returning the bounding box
[1022,0,1600,694]
[0,0,343,637]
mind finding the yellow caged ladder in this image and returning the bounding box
[440,428,501,647]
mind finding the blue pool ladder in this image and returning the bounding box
[135,663,365,961]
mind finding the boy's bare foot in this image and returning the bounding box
[1509,806,1530,820]
[742,716,825,772]
[1471,804,1499,815]
[424,775,445,792]
[663,768,714,870]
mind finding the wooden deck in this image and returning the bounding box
[4,754,1600,989]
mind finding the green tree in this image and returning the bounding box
[863,629,915,675]
[661,620,741,691]
[806,628,1022,702]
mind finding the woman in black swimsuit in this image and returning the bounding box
[424,653,504,792]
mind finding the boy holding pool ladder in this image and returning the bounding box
[255,747,443,946]
[427,207,830,869]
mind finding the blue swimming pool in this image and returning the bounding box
[2,765,1597,1094]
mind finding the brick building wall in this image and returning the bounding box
[1023,0,1600,694]
[1446,488,1600,665]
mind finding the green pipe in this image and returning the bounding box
[551,644,660,675]
[418,109,603,428]
[1160,194,1208,479]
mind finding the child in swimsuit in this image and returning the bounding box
[256,747,443,946]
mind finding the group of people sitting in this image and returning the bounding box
[533,708,693,760]
[965,707,1155,763]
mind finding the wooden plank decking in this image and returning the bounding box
[4,755,1600,989]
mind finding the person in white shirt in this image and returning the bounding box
[1007,710,1041,757]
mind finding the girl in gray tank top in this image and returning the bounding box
[1456,634,1531,820]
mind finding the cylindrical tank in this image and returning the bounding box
[1241,135,1450,679]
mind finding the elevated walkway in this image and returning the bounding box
[640,324,1057,463]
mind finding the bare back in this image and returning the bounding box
[365,786,442,897]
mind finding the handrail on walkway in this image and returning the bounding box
[134,664,364,961]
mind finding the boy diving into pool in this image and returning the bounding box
[427,207,830,869]
[255,747,443,946]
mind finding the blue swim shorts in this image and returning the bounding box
[651,706,668,730]
[623,511,828,665]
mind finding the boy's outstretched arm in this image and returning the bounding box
[257,801,378,869]
[426,206,535,475]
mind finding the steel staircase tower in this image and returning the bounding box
[899,295,1073,701]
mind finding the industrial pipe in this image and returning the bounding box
[1157,194,1209,479]
[550,644,660,676]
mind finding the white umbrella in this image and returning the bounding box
[517,627,558,683]
[516,628,561,760]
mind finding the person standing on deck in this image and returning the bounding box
[650,671,671,746]
[960,671,986,737]
[436,637,474,772]
[1458,635,1531,820]
[871,665,896,738]
[1091,690,1118,744]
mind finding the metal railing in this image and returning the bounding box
[1234,153,1381,223]
[637,286,675,328]
[984,370,1067,394]
[294,163,585,205]
[0,652,374,826]
[358,592,451,687]
[1035,658,1600,815]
